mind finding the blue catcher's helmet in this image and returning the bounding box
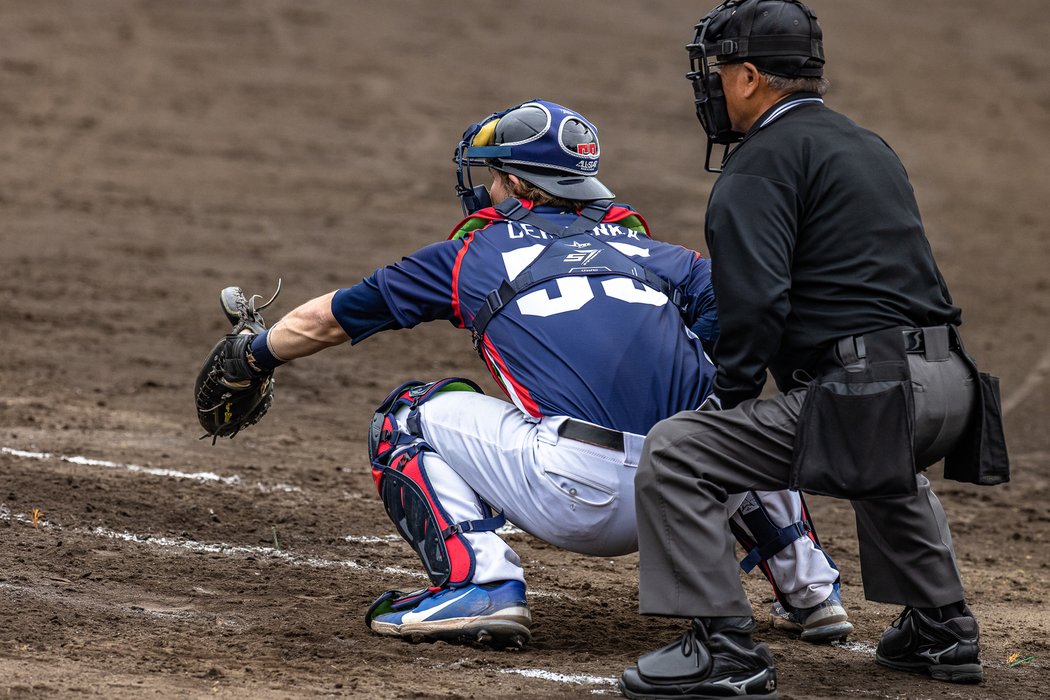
[453,100,614,214]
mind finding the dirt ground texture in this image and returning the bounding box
[1,1,1048,698]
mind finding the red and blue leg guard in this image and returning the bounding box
[367,378,503,589]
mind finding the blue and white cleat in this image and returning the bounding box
[366,581,531,648]
[771,589,854,643]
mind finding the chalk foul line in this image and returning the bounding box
[1,446,301,493]
[0,505,569,600]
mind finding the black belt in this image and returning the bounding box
[558,419,625,452]
[838,326,961,366]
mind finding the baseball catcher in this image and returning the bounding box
[193,100,853,650]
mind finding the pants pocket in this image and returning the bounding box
[542,464,616,507]
[791,379,917,500]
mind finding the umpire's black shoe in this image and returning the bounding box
[619,617,777,699]
[875,607,983,683]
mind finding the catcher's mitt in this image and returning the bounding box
[195,282,281,442]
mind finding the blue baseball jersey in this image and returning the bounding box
[341,202,717,435]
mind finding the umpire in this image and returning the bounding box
[620,1,1009,698]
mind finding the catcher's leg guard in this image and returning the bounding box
[368,378,504,588]
[730,490,840,612]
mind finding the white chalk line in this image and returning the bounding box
[1,446,302,493]
[500,667,617,687]
[343,523,524,545]
[831,640,877,656]
[0,503,420,579]
[1002,345,1050,416]
[0,505,568,601]
[501,642,878,691]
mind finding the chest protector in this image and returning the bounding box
[465,199,694,353]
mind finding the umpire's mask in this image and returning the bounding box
[687,0,824,171]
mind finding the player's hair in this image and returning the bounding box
[761,71,829,96]
[493,169,586,210]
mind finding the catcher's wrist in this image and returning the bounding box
[249,330,286,372]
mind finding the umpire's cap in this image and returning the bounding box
[697,0,824,78]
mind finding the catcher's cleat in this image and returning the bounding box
[367,581,531,649]
[770,589,854,643]
[620,617,778,700]
[876,607,983,683]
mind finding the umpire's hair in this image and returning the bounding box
[761,72,830,96]
[492,169,585,210]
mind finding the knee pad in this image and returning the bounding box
[368,378,484,476]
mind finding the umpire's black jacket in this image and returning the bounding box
[705,92,961,409]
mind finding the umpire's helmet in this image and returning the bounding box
[454,100,614,208]
[695,0,824,78]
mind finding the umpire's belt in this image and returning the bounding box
[558,419,625,452]
[837,325,961,365]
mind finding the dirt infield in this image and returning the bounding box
[1,1,1047,697]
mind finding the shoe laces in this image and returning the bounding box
[890,607,913,630]
[681,621,711,668]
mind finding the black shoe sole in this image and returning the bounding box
[876,654,983,683]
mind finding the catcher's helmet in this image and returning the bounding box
[454,100,614,214]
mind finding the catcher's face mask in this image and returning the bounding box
[453,99,614,215]
[453,106,511,215]
[686,0,824,172]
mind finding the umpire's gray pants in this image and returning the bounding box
[636,351,975,617]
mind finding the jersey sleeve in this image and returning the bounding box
[705,172,798,408]
[330,275,403,345]
[686,256,719,348]
[372,239,462,329]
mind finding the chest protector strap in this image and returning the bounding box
[470,199,693,351]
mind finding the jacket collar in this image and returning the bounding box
[747,91,824,137]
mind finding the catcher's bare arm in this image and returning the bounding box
[261,292,349,362]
